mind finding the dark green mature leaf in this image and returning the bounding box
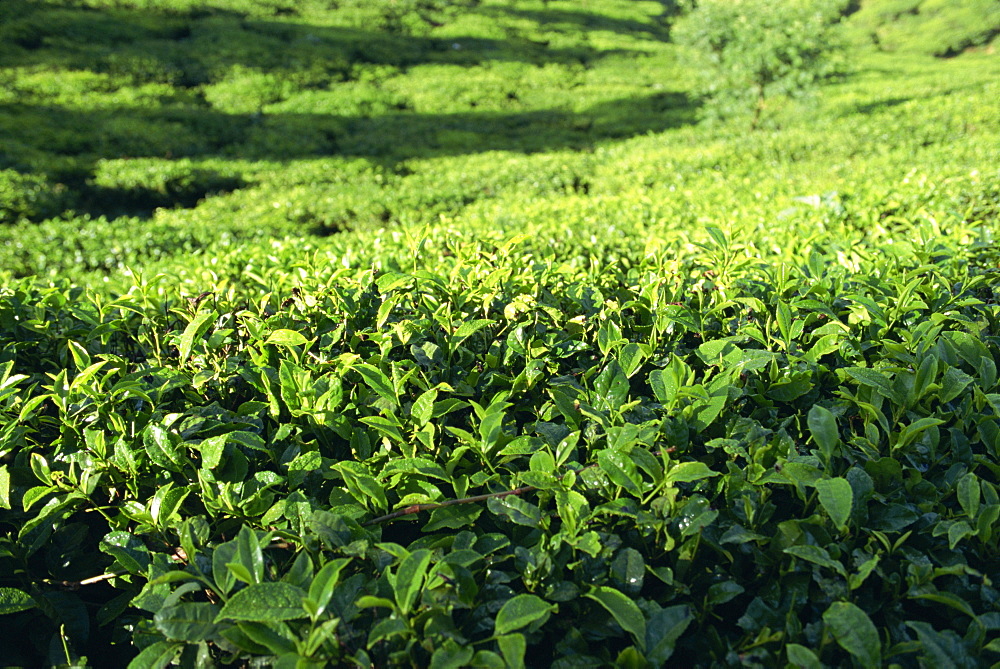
[353,363,397,405]
[494,594,555,635]
[430,639,476,669]
[393,548,432,615]
[592,360,630,412]
[808,405,838,462]
[216,583,309,622]
[597,449,642,495]
[144,423,187,473]
[154,603,221,642]
[815,477,852,531]
[585,586,646,650]
[497,634,527,669]
[100,532,151,574]
[424,504,482,531]
[906,621,973,668]
[487,494,541,527]
[785,643,822,668]
[646,605,693,665]
[308,558,351,617]
[843,367,901,404]
[0,588,35,615]
[823,602,881,667]
[127,640,183,669]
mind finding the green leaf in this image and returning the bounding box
[487,494,541,527]
[0,465,9,510]
[849,555,880,591]
[430,639,476,669]
[592,360,630,412]
[957,472,980,519]
[451,318,494,346]
[0,588,36,615]
[822,602,881,667]
[665,461,720,485]
[360,416,406,448]
[126,640,183,669]
[645,605,693,665]
[333,462,388,513]
[99,531,151,574]
[843,367,901,404]
[233,525,265,585]
[649,369,679,406]
[393,548,432,616]
[707,580,744,605]
[785,643,822,669]
[906,620,969,667]
[815,477,852,531]
[178,311,215,363]
[143,423,187,473]
[154,602,221,642]
[938,367,974,404]
[423,505,482,532]
[783,545,846,577]
[353,363,397,405]
[215,582,308,622]
[766,374,813,401]
[910,592,976,619]
[807,404,838,462]
[411,387,438,426]
[265,329,309,347]
[597,449,642,496]
[585,586,647,650]
[895,417,945,450]
[494,594,556,635]
[618,342,648,378]
[497,634,526,669]
[306,558,350,619]
[150,484,190,528]
[198,434,228,470]
[236,621,298,655]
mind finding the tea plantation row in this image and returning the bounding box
[1,0,1000,667]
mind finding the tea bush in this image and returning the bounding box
[0,1,999,667]
[0,170,70,224]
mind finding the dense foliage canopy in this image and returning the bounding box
[0,0,998,667]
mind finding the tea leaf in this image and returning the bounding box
[823,602,881,667]
[815,477,853,531]
[216,583,309,622]
[585,586,646,650]
[494,594,555,635]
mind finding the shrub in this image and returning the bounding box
[672,0,848,128]
[0,169,70,224]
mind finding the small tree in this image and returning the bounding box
[673,0,846,128]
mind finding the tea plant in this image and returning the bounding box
[0,0,999,667]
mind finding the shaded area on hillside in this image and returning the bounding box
[479,5,673,40]
[0,91,696,219]
[0,0,649,80]
[0,0,699,221]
